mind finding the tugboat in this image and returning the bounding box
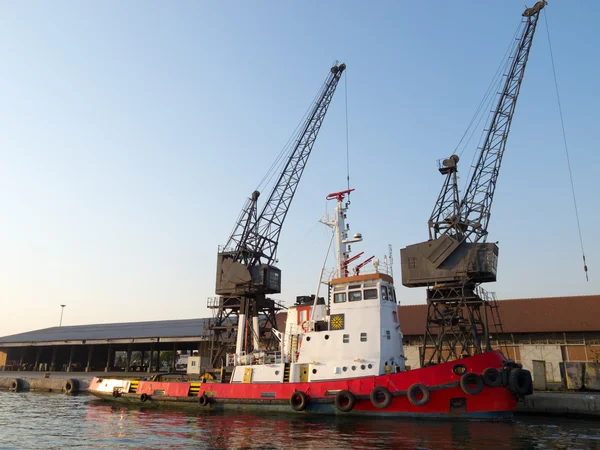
[89,188,533,418]
[90,2,546,417]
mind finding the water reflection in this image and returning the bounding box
[1,392,599,449]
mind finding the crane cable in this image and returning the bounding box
[543,9,588,281]
[344,69,351,195]
[455,20,523,160]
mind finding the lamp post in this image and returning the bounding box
[59,304,66,327]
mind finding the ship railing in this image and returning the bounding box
[322,260,394,281]
[232,350,285,366]
[207,297,221,309]
[355,262,393,277]
[319,211,337,226]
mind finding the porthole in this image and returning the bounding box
[361,365,366,370]
[325,334,330,340]
[275,370,280,375]
[343,367,347,372]
[306,336,311,341]
[452,364,467,376]
[368,364,373,369]
[351,366,356,371]
[312,369,317,374]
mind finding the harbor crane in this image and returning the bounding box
[400,2,546,366]
[208,62,346,368]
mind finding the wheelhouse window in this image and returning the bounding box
[364,288,378,300]
[360,332,367,342]
[343,334,350,343]
[334,292,347,303]
[381,286,389,301]
[390,287,397,303]
[349,290,362,302]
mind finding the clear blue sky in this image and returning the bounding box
[1,1,598,336]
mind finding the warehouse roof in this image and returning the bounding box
[3,295,598,346]
[274,295,600,336]
[0,318,211,345]
[399,295,600,335]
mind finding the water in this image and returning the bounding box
[1,392,599,449]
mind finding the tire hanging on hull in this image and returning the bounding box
[334,390,356,413]
[370,386,392,409]
[407,383,430,407]
[460,373,484,395]
[290,391,309,411]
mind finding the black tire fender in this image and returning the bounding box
[198,394,210,407]
[509,368,533,396]
[460,372,484,395]
[9,378,23,393]
[334,390,356,413]
[407,383,430,406]
[482,368,502,388]
[64,378,79,395]
[289,391,309,411]
[140,393,150,403]
[370,386,392,409]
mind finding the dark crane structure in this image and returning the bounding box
[208,62,346,368]
[400,2,546,367]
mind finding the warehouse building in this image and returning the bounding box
[0,319,212,373]
[400,295,600,384]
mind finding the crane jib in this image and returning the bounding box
[427,7,543,246]
[216,62,346,297]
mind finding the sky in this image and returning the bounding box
[0,1,598,337]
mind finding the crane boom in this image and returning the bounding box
[251,63,346,267]
[222,63,346,271]
[428,3,545,245]
[458,6,543,244]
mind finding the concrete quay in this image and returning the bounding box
[518,391,600,418]
[0,371,112,394]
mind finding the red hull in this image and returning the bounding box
[90,351,528,418]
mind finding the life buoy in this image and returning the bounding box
[508,368,533,396]
[289,391,309,411]
[482,368,502,388]
[407,383,430,406]
[301,321,310,332]
[140,393,149,403]
[9,378,22,393]
[370,386,392,409]
[64,378,78,395]
[460,372,484,395]
[334,390,356,413]
[198,394,210,407]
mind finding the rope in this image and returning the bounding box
[344,70,351,194]
[543,9,588,281]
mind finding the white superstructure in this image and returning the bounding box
[230,189,405,383]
